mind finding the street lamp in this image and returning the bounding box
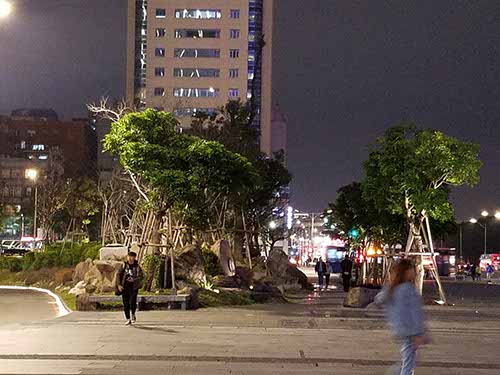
[26,169,39,240]
[470,217,487,255]
[495,211,500,219]
[269,221,277,230]
[0,1,12,18]
[481,210,489,217]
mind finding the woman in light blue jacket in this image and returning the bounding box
[376,259,428,375]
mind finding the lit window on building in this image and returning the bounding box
[1,169,9,178]
[230,49,240,58]
[27,130,36,136]
[155,9,166,18]
[229,69,239,78]
[155,48,166,57]
[32,144,45,151]
[155,28,166,38]
[173,88,220,98]
[173,68,220,78]
[175,29,220,39]
[175,9,221,19]
[229,89,239,98]
[174,49,220,58]
[38,155,48,160]
[230,9,240,19]
[154,88,165,96]
[20,141,26,149]
[174,108,218,117]
[155,67,165,77]
[230,29,240,39]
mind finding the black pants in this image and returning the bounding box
[325,274,331,288]
[122,286,138,320]
[342,274,351,292]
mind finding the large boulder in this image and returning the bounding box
[266,249,310,289]
[72,259,93,283]
[99,244,128,261]
[343,287,381,308]
[83,260,123,293]
[210,240,235,276]
[174,245,206,284]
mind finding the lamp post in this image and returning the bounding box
[26,169,39,240]
[0,1,12,18]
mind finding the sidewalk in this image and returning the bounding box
[1,287,500,374]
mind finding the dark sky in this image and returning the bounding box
[1,0,499,220]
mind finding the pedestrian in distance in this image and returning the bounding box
[315,257,327,289]
[376,259,429,375]
[476,263,482,281]
[324,259,332,290]
[470,263,477,282]
[115,251,144,326]
[340,254,353,292]
[486,263,494,282]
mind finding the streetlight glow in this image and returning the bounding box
[495,211,500,219]
[26,169,39,181]
[0,1,12,18]
[469,218,477,224]
[481,210,489,217]
[269,221,277,230]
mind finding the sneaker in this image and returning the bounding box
[132,314,136,323]
[125,319,132,326]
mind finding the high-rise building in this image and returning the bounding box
[126,0,275,155]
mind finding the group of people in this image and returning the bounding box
[463,262,495,282]
[314,255,353,291]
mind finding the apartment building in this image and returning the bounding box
[126,0,275,155]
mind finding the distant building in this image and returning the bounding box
[126,0,277,155]
[0,110,97,208]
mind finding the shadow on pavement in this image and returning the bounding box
[132,325,179,334]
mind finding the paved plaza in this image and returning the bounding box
[2,278,500,374]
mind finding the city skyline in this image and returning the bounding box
[0,1,499,218]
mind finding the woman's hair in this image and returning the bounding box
[388,258,415,295]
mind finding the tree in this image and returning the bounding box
[323,182,406,249]
[188,100,292,260]
[104,109,258,237]
[363,124,481,296]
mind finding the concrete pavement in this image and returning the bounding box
[0,287,62,324]
[2,284,500,374]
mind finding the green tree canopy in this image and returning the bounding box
[363,124,481,224]
[104,109,258,229]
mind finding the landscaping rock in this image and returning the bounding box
[266,249,311,289]
[75,293,96,311]
[343,287,381,308]
[99,244,128,261]
[83,260,123,294]
[72,259,93,283]
[210,240,235,276]
[212,275,239,288]
[174,245,206,284]
[69,280,87,296]
[234,266,254,288]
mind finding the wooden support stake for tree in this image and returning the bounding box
[169,211,177,295]
[241,209,252,269]
[424,216,447,304]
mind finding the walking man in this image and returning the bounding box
[315,257,327,289]
[116,251,144,325]
[340,254,353,292]
[470,263,477,282]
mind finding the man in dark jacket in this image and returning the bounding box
[315,257,327,289]
[116,251,144,325]
[340,254,353,292]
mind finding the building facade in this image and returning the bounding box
[0,111,97,208]
[126,0,275,155]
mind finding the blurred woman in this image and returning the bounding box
[376,259,428,375]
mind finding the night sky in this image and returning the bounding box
[1,0,500,221]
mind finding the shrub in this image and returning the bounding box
[202,249,223,277]
[1,241,102,272]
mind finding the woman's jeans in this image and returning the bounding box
[396,337,417,375]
